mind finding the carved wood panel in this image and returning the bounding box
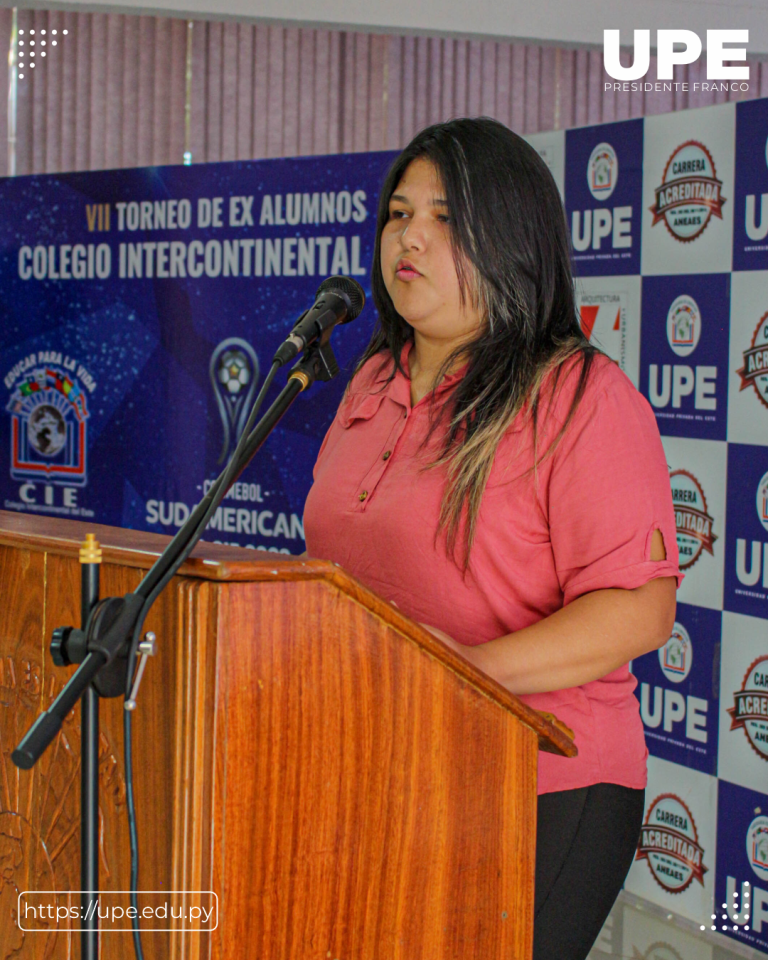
[0,546,214,960]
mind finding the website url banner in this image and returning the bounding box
[18,891,218,933]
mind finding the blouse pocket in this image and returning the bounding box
[337,392,386,429]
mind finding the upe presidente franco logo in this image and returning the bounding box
[4,352,94,486]
[666,295,701,357]
[670,469,717,570]
[650,142,726,242]
[588,143,618,201]
[636,793,708,893]
[603,29,750,93]
[746,816,768,881]
[737,311,768,410]
[659,623,693,683]
[728,655,768,761]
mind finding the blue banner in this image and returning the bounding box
[734,98,768,272]
[639,273,730,440]
[565,118,643,276]
[724,442,768,617]
[715,779,768,953]
[631,602,721,774]
[0,151,397,552]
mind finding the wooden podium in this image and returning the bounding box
[0,511,575,960]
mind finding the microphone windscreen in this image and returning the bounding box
[315,276,366,322]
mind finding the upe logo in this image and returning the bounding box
[728,655,768,761]
[603,30,750,83]
[737,311,768,410]
[650,142,726,242]
[209,338,260,465]
[588,143,618,201]
[659,623,693,683]
[670,469,717,569]
[636,793,708,893]
[5,357,91,486]
[746,816,768,881]
[666,295,701,357]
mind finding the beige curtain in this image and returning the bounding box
[2,8,767,176]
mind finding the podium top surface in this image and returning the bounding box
[0,510,577,757]
[0,509,304,580]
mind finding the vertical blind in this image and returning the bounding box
[1,8,767,177]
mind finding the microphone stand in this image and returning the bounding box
[11,333,341,959]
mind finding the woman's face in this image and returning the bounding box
[380,157,483,346]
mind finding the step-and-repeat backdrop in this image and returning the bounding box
[529,98,768,957]
[1,99,767,955]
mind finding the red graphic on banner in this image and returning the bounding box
[728,655,768,762]
[579,305,599,340]
[650,140,726,243]
[636,793,708,893]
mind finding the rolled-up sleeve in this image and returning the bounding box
[547,368,682,606]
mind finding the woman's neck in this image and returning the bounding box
[408,332,468,406]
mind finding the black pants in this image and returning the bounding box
[533,783,645,960]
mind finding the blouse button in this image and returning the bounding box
[359,490,368,501]
[382,451,391,461]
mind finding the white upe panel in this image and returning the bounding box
[524,129,565,200]
[728,271,768,446]
[624,756,718,926]
[718,611,768,794]
[662,436,727,611]
[642,103,735,277]
[573,274,642,387]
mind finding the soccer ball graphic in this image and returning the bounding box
[217,349,251,397]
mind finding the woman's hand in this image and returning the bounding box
[419,622,464,653]
[418,623,487,670]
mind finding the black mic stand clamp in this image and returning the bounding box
[287,327,340,388]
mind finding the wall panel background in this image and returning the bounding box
[1,10,767,176]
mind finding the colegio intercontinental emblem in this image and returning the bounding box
[650,141,726,242]
[5,354,92,486]
[737,311,768,410]
[728,655,768,762]
[669,469,717,570]
[636,793,708,893]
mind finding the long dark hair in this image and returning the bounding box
[358,117,597,567]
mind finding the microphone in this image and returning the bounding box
[273,276,366,367]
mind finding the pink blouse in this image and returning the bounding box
[303,344,681,794]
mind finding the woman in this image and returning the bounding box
[303,117,680,960]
